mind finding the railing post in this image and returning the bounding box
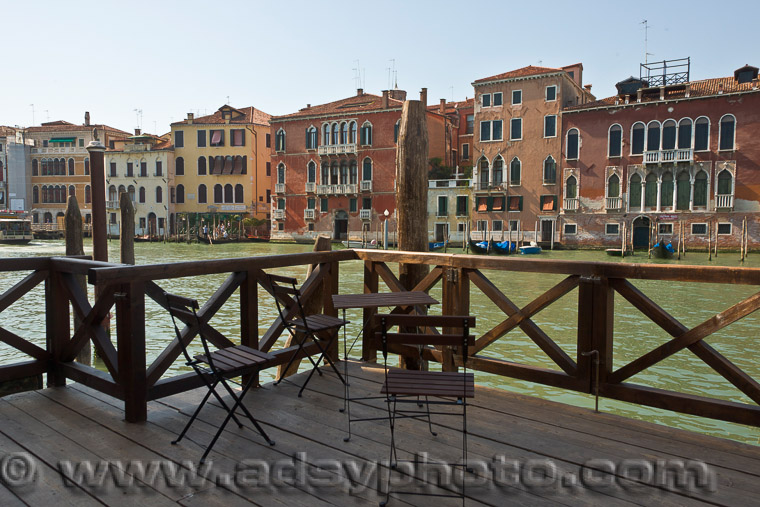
[116,281,147,422]
[577,275,614,395]
[240,270,259,386]
[324,258,339,363]
[442,266,469,372]
[45,271,68,387]
[362,260,378,362]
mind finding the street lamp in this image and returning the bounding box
[383,209,390,250]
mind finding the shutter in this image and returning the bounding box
[487,196,494,211]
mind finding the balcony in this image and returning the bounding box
[715,194,734,209]
[304,209,316,220]
[359,209,371,220]
[563,198,579,211]
[644,148,693,164]
[106,200,120,209]
[317,143,357,156]
[335,184,357,195]
[316,185,332,195]
[606,197,623,210]
[305,182,315,193]
[360,180,373,192]
[429,179,472,188]
[275,183,286,194]
[272,209,285,220]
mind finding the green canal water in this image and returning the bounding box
[1,239,758,446]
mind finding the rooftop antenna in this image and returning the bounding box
[388,59,396,89]
[29,104,35,126]
[133,108,143,129]
[353,60,361,90]
[641,19,651,64]
[44,110,50,122]
[226,96,230,105]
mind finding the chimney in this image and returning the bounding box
[624,94,630,104]
[357,88,363,96]
[685,83,691,98]
[753,78,758,90]
[382,90,389,109]
[420,87,427,106]
[84,111,90,126]
[718,83,724,94]
[389,89,407,101]
[135,128,141,136]
[187,112,194,124]
[584,84,592,92]
[637,89,643,103]
[439,98,446,114]
[660,86,666,100]
[306,103,311,108]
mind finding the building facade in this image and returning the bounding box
[170,105,272,231]
[471,65,594,244]
[269,88,450,242]
[0,127,33,211]
[105,130,174,238]
[559,63,760,249]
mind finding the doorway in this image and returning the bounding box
[435,223,449,242]
[540,220,554,243]
[632,216,651,248]
[148,212,157,238]
[333,210,348,240]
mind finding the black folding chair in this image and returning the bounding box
[165,291,275,464]
[377,314,476,506]
[268,273,348,397]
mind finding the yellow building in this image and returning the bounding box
[170,105,272,231]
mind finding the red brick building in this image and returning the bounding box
[269,88,450,242]
[559,62,760,249]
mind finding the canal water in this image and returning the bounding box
[1,239,758,446]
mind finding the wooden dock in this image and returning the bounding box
[1,361,758,506]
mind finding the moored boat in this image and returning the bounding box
[493,240,517,254]
[518,243,542,255]
[605,248,628,257]
[429,241,445,251]
[469,239,491,254]
[0,218,33,245]
[651,241,675,259]
[342,239,379,249]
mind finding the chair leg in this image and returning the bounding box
[380,396,397,507]
[172,377,217,445]
[225,375,276,446]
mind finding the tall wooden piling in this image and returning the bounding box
[708,221,712,261]
[86,133,107,263]
[65,195,91,365]
[120,192,135,265]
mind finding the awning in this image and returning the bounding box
[492,196,504,211]
[211,130,222,145]
[50,137,75,143]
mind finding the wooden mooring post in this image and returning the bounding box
[65,195,91,366]
[120,193,135,265]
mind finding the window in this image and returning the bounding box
[170,187,175,203]
[694,117,710,151]
[480,121,491,142]
[631,122,645,155]
[509,157,521,186]
[140,161,147,177]
[349,198,357,213]
[608,124,622,157]
[675,172,689,210]
[198,156,206,175]
[492,220,503,231]
[340,122,348,144]
[717,169,733,195]
[174,130,183,148]
[306,197,316,210]
[645,173,657,207]
[213,184,223,203]
[508,195,523,211]
[110,213,116,224]
[362,197,372,210]
[209,129,225,147]
[564,223,577,235]
[492,157,504,186]
[608,174,620,198]
[437,196,448,216]
[717,223,732,235]
[266,162,271,176]
[544,115,557,138]
[85,186,91,204]
[197,130,206,147]
[661,172,674,208]
[466,115,474,134]
[175,157,184,176]
[306,127,317,149]
[476,220,488,231]
[543,156,556,184]
[510,118,522,140]
[719,114,736,150]
[127,162,134,177]
[277,197,285,210]
[493,92,503,106]
[512,90,522,105]
[678,118,693,149]
[659,223,673,235]
[84,158,90,175]
[138,187,145,203]
[110,162,117,177]
[32,159,38,175]
[546,85,557,101]
[68,158,75,175]
[478,158,489,189]
[646,121,661,151]
[307,161,316,183]
[362,158,372,181]
[566,128,579,159]
[349,121,357,143]
[332,123,339,145]
[461,143,469,160]
[360,122,373,145]
[266,189,271,203]
[629,174,642,208]
[197,184,206,204]
[482,93,491,107]
[277,163,285,184]
[156,186,163,203]
[492,196,504,211]
[320,198,328,212]
[128,185,136,202]
[68,185,76,198]
[691,223,707,235]
[176,184,185,204]
[541,194,558,211]
[456,195,468,216]
[79,138,84,147]
[606,223,620,235]
[266,133,271,148]
[155,160,162,176]
[394,120,400,143]
[662,120,677,150]
[477,196,488,212]
[231,129,245,147]
[493,120,503,140]
[235,184,244,203]
[694,170,708,206]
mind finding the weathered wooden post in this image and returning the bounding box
[65,195,91,365]
[119,192,135,265]
[86,131,107,263]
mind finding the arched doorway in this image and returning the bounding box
[632,216,651,248]
[334,210,348,240]
[148,212,157,238]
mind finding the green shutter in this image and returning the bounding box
[321,198,328,212]
[487,196,494,211]
[519,196,523,211]
[349,198,357,212]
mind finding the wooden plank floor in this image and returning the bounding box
[1,360,758,506]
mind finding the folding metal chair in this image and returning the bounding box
[268,273,348,396]
[165,291,275,464]
[377,314,476,506]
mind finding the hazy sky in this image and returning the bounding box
[3,0,757,134]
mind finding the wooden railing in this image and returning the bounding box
[1,250,759,429]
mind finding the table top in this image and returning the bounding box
[332,291,438,310]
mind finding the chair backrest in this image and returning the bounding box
[266,273,309,334]
[164,291,216,371]
[375,314,476,366]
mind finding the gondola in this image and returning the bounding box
[651,241,675,259]
[492,240,517,254]
[429,241,445,251]
[197,233,244,245]
[469,239,492,254]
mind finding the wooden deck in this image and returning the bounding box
[1,360,758,506]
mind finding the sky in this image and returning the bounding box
[3,0,758,135]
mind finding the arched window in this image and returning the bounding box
[349,121,357,144]
[566,128,579,159]
[694,117,710,151]
[118,185,126,203]
[349,160,357,184]
[340,161,348,184]
[176,184,185,204]
[176,157,184,175]
[646,121,661,152]
[32,159,38,175]
[323,124,330,145]
[332,123,339,145]
[85,185,91,204]
[717,170,733,196]
[340,122,348,144]
[109,185,117,201]
[198,156,206,175]
[33,186,39,204]
[644,173,657,207]
[362,157,372,181]
[543,156,556,184]
[277,163,285,184]
[139,186,146,203]
[662,120,677,150]
[275,129,286,151]
[719,114,736,150]
[607,174,620,198]
[156,186,163,203]
[629,174,642,209]
[394,120,400,143]
[306,126,317,149]
[509,157,521,186]
[566,175,577,199]
[233,155,243,174]
[68,158,75,175]
[84,157,90,175]
[224,183,233,203]
[479,158,489,188]
[678,118,692,149]
[197,184,206,204]
[307,161,316,183]
[321,163,329,184]
[694,171,708,206]
[608,124,622,157]
[661,172,674,208]
[492,157,504,186]
[213,184,223,203]
[676,171,690,210]
[234,184,244,203]
[331,162,339,185]
[360,122,373,145]
[127,185,136,202]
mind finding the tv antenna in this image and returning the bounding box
[133,108,143,129]
[641,20,653,64]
